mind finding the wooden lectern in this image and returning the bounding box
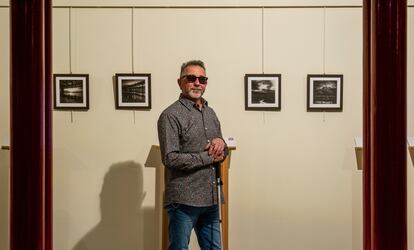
[354,137,363,170]
[408,137,414,166]
[145,145,236,250]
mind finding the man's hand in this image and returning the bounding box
[212,152,225,162]
[204,138,225,162]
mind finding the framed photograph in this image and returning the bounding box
[307,74,343,112]
[115,74,151,110]
[244,74,281,111]
[53,74,89,110]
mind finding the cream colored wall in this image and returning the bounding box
[0,0,363,7]
[2,1,414,7]
[59,7,363,250]
[2,0,414,7]
[1,3,414,250]
[0,8,9,250]
[0,8,9,147]
[51,0,362,7]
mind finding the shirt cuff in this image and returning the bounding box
[200,151,214,166]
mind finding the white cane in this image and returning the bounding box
[215,163,224,250]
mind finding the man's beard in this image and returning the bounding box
[188,89,203,99]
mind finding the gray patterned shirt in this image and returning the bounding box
[157,95,227,207]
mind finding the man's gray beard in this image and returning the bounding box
[189,90,203,98]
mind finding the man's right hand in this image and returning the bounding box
[204,140,225,162]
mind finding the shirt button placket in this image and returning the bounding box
[212,167,216,184]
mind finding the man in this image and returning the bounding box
[157,60,227,250]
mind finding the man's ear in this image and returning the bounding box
[177,78,181,89]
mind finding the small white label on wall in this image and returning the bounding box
[354,136,362,148]
[224,136,237,147]
[407,137,414,147]
[1,135,9,147]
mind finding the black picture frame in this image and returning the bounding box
[115,73,151,110]
[244,74,281,111]
[307,74,343,112]
[53,74,89,110]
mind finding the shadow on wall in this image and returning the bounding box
[73,161,154,250]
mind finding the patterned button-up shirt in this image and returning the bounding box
[157,95,227,207]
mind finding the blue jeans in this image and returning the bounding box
[166,203,221,250]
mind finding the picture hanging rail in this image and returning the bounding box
[307,74,343,112]
[244,74,281,111]
[114,73,151,110]
[53,74,89,110]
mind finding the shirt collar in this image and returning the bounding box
[178,95,208,110]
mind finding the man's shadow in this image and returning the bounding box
[73,161,146,250]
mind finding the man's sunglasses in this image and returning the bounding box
[181,75,208,84]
